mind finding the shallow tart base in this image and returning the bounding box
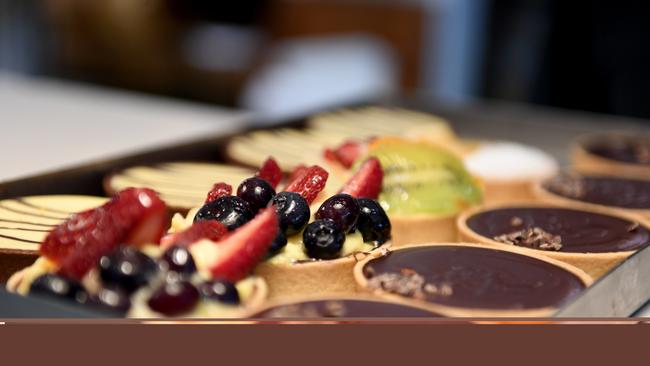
[456,202,649,279]
[390,214,458,246]
[254,246,389,300]
[353,243,593,318]
[571,135,650,179]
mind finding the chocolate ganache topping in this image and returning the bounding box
[467,207,650,253]
[254,299,440,318]
[363,246,585,310]
[545,175,650,209]
[585,136,650,165]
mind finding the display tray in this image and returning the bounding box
[1,98,648,318]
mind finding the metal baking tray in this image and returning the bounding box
[1,98,648,318]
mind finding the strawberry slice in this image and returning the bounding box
[191,208,278,282]
[205,182,232,203]
[255,157,283,189]
[323,140,365,168]
[284,165,329,204]
[339,157,383,199]
[41,188,168,280]
[288,164,308,183]
[160,221,228,250]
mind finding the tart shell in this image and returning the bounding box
[456,202,649,279]
[353,242,593,317]
[571,134,650,179]
[390,214,458,246]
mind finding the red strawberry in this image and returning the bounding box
[323,140,365,168]
[339,157,383,199]
[41,188,168,280]
[284,165,329,204]
[256,157,283,189]
[288,164,308,183]
[205,182,232,203]
[160,220,228,250]
[192,208,278,282]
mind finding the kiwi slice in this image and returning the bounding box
[364,139,482,216]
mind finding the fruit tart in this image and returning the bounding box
[6,188,270,318]
[354,243,592,317]
[456,202,650,279]
[0,195,107,282]
[170,157,392,299]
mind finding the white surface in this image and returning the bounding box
[464,141,558,180]
[0,73,252,182]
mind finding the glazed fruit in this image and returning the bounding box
[205,182,233,203]
[160,220,228,249]
[356,198,392,245]
[315,193,360,233]
[256,157,283,189]
[40,188,167,280]
[147,279,200,316]
[324,139,365,168]
[99,246,158,294]
[271,192,311,235]
[284,165,329,204]
[91,286,131,314]
[29,274,89,304]
[194,196,254,231]
[289,164,308,183]
[267,230,288,257]
[237,177,276,213]
[199,280,241,305]
[161,246,197,275]
[340,157,383,199]
[303,220,346,259]
[193,208,279,282]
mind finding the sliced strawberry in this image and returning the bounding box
[41,188,168,280]
[205,182,232,203]
[339,157,383,199]
[284,165,329,204]
[192,208,278,282]
[255,157,283,189]
[160,221,228,250]
[288,164,308,183]
[323,140,365,168]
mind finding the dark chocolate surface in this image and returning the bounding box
[585,138,650,165]
[254,299,441,318]
[467,207,650,253]
[545,176,650,209]
[364,246,585,310]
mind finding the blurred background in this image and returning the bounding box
[1,0,650,120]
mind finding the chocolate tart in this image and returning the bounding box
[248,294,443,318]
[0,195,107,282]
[534,172,650,221]
[105,162,254,213]
[572,132,650,179]
[354,243,592,317]
[457,203,650,279]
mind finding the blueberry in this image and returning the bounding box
[271,192,310,235]
[315,194,360,233]
[161,245,197,275]
[194,196,254,231]
[199,279,240,305]
[147,279,200,316]
[30,274,89,304]
[237,177,276,213]
[99,246,158,294]
[303,220,346,259]
[267,230,288,257]
[90,286,131,314]
[356,198,391,245]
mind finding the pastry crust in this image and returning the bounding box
[532,174,650,221]
[456,202,649,279]
[571,133,650,179]
[254,246,390,300]
[353,242,593,318]
[480,178,541,205]
[390,214,458,246]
